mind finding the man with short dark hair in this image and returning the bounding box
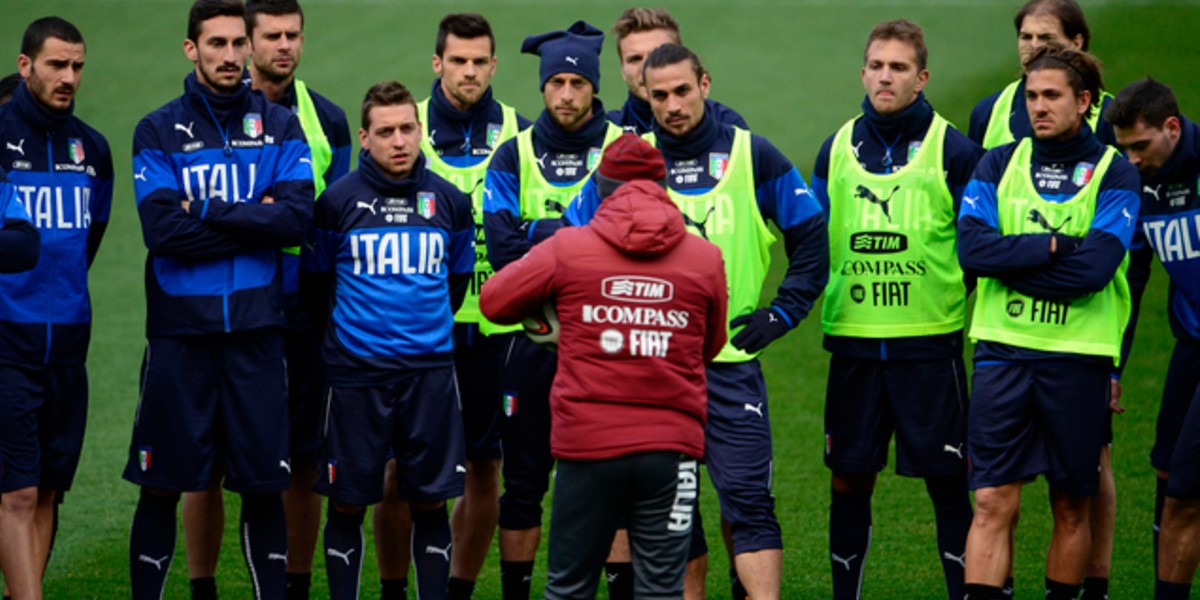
[124,1,314,598]
[302,79,473,600]
[481,20,622,600]
[567,42,828,600]
[1105,77,1200,600]
[957,46,1139,600]
[811,19,981,600]
[607,7,745,135]
[0,16,111,600]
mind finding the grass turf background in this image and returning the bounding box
[1,0,1197,597]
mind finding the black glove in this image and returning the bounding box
[730,307,791,353]
[1050,233,1084,259]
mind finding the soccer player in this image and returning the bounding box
[968,0,1116,149]
[810,19,981,600]
[566,43,829,600]
[1104,78,1200,599]
[301,80,473,600]
[957,45,1139,600]
[124,1,314,598]
[481,20,622,599]
[0,16,112,600]
[607,7,745,135]
[369,13,531,600]
[481,134,728,599]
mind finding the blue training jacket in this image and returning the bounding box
[133,73,314,337]
[303,152,474,383]
[0,82,112,365]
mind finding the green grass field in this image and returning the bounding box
[2,0,1198,597]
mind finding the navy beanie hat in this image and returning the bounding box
[521,20,604,93]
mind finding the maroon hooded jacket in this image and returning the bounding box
[480,180,727,461]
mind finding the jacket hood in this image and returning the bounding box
[590,180,686,257]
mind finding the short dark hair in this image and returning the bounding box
[0,73,21,106]
[21,17,85,58]
[612,8,682,56]
[435,13,494,57]
[188,0,246,43]
[1025,45,1104,120]
[1015,0,1090,52]
[245,0,304,35]
[361,81,416,129]
[865,19,928,71]
[641,43,704,84]
[1105,77,1181,130]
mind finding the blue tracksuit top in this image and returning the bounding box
[566,110,829,326]
[1126,117,1200,344]
[957,125,1140,364]
[133,73,314,337]
[607,90,748,135]
[811,95,985,360]
[303,152,474,383]
[0,82,112,365]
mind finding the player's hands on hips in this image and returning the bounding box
[730,307,791,353]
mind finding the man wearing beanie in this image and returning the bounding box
[481,19,622,599]
[810,20,982,600]
[567,44,828,600]
[481,134,727,599]
[372,14,533,600]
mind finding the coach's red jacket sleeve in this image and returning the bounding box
[479,238,558,325]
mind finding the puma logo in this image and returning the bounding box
[963,195,979,209]
[268,552,288,563]
[429,129,437,144]
[831,552,858,571]
[299,157,312,166]
[356,198,378,215]
[681,206,717,240]
[424,543,451,562]
[852,140,864,158]
[326,546,356,566]
[943,444,963,459]
[6,139,24,156]
[942,551,965,568]
[279,460,291,474]
[536,153,548,170]
[743,402,764,418]
[565,56,579,66]
[544,199,566,215]
[795,187,810,196]
[1144,184,1162,202]
[455,465,467,474]
[138,554,170,571]
[1027,208,1071,234]
[1122,207,1134,227]
[134,167,148,182]
[174,122,195,139]
[854,184,900,223]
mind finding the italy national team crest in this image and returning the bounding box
[1072,162,1094,187]
[587,147,602,171]
[503,392,517,417]
[138,446,152,472]
[709,153,729,180]
[418,192,436,219]
[486,123,503,150]
[67,138,85,164]
[327,460,337,484]
[243,113,263,139]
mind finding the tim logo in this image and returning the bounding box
[850,231,908,254]
[855,184,899,222]
[602,276,674,304]
[1027,208,1071,233]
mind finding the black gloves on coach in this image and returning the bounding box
[729,307,791,353]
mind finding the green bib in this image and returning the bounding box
[285,80,332,256]
[982,79,1115,150]
[646,128,775,363]
[417,98,521,332]
[822,113,965,337]
[969,138,1130,361]
[516,123,623,219]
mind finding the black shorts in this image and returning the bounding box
[123,332,290,494]
[286,327,325,464]
[968,361,1108,496]
[455,334,505,461]
[1152,338,1200,498]
[0,363,87,493]
[497,334,556,530]
[315,366,465,506]
[824,355,968,477]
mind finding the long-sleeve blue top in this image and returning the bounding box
[0,81,112,365]
[302,152,473,384]
[0,168,38,274]
[133,73,314,337]
[957,125,1140,364]
[811,94,984,360]
[566,110,828,325]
